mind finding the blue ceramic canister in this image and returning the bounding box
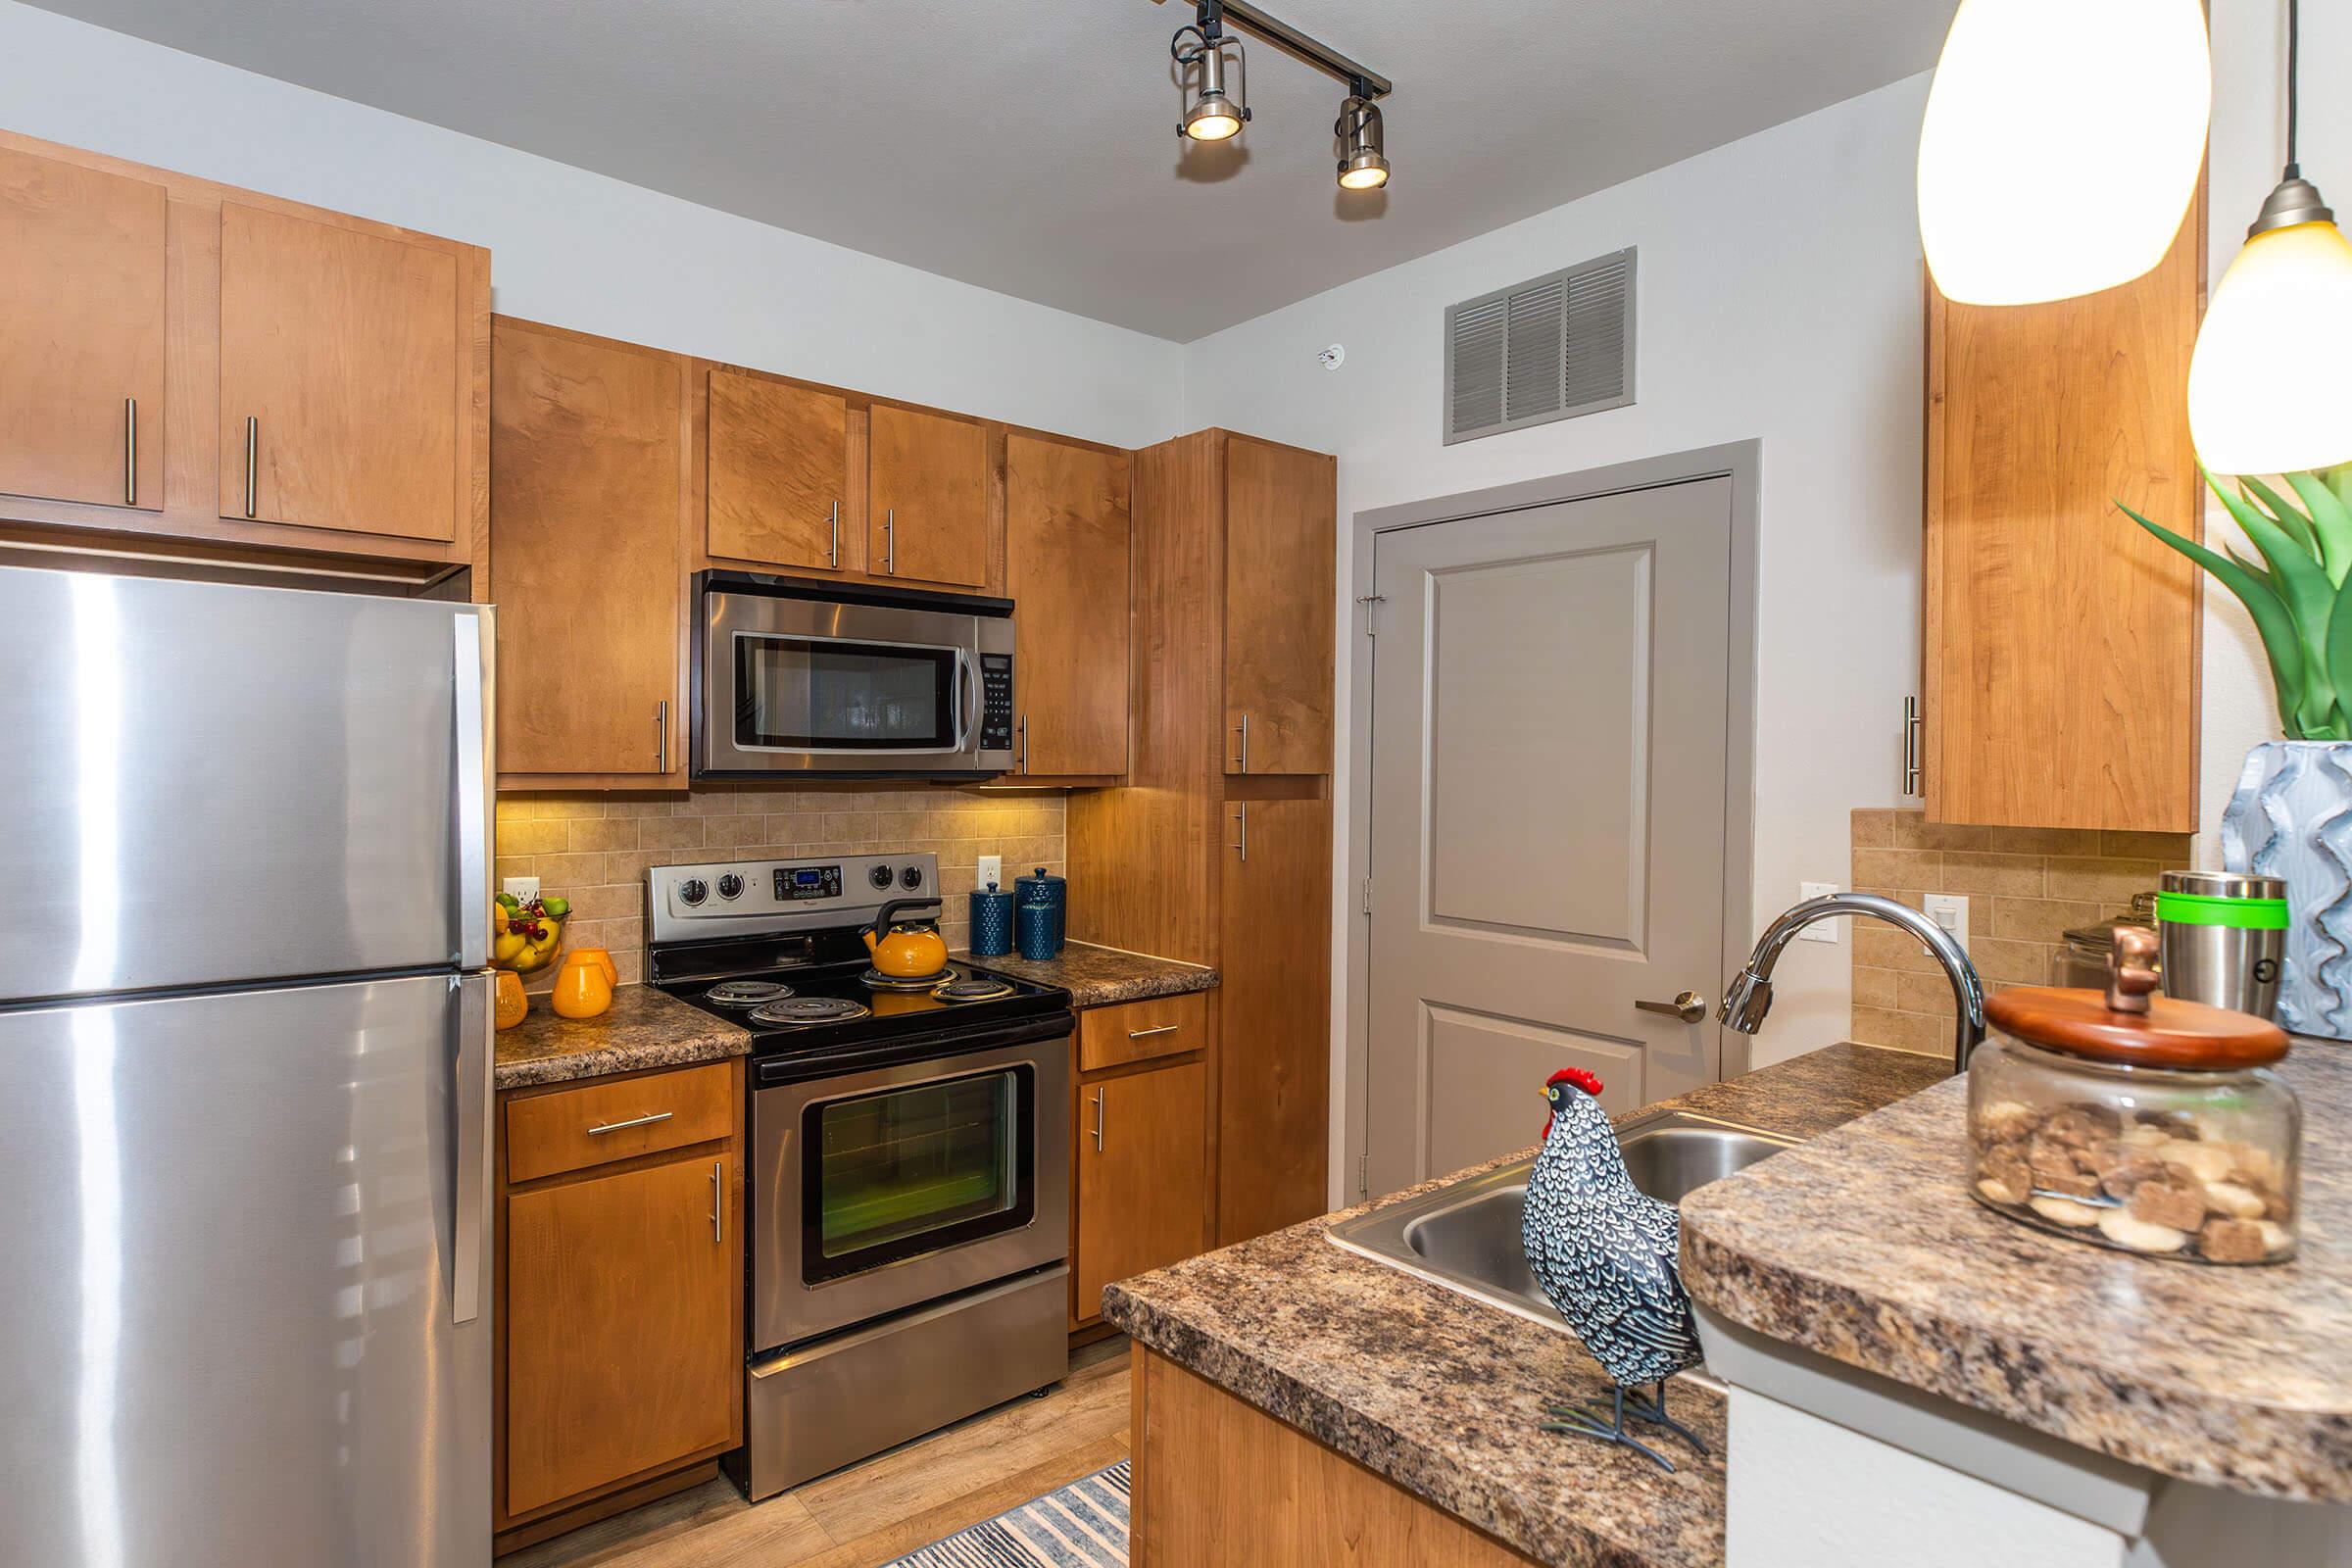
[1017,899,1060,961]
[1015,866,1066,950]
[969,883,1015,957]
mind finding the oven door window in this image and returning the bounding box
[735,633,960,752]
[804,1065,1034,1283]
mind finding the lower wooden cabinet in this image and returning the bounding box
[496,1059,743,1544]
[1071,1048,1210,1329]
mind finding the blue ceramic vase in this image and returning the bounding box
[2222,740,2352,1038]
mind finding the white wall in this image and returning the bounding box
[1182,75,1937,1082]
[0,2,1184,451]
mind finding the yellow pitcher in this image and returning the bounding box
[552,947,617,1019]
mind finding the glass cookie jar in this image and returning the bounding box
[1968,952,2300,1265]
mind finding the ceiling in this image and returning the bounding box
[29,0,1957,340]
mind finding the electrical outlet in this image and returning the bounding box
[503,875,540,904]
[976,854,1003,892]
[1798,882,1840,942]
[1925,893,1970,951]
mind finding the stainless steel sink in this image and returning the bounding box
[1325,1109,1795,1335]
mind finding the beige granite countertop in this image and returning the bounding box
[1681,1043,2352,1502]
[1101,1044,1948,1568]
[955,941,1218,1009]
[494,983,752,1091]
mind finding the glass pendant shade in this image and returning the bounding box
[2189,217,2352,475]
[1918,0,2211,305]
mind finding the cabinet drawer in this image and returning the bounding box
[507,1061,735,1184]
[1078,992,1207,1073]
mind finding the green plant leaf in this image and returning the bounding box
[2241,475,2321,560]
[2210,466,2344,585]
[2285,471,2352,587]
[2230,505,2340,731]
[2226,544,2275,590]
[2328,568,2352,743]
[2328,464,2352,517]
[2122,502,2308,733]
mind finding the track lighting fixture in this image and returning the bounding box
[1165,0,1395,193]
[1336,87,1389,190]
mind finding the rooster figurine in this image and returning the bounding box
[1520,1067,1707,1471]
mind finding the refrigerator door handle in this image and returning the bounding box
[452,973,493,1325]
[452,609,494,968]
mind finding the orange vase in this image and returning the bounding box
[493,969,529,1031]
[551,948,615,1019]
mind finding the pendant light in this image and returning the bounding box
[2188,0,2352,476]
[1917,0,2211,305]
[1336,87,1389,191]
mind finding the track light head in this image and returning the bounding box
[1175,17,1250,142]
[1336,92,1389,190]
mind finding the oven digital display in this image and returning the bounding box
[774,865,844,902]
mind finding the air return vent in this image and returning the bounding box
[1444,248,1636,444]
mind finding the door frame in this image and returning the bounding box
[1339,440,1763,1204]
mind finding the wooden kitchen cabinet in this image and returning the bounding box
[1007,434,1132,778]
[1225,435,1337,776]
[496,1059,744,1547]
[1074,1058,1209,1328]
[869,403,992,589]
[0,130,487,580]
[0,144,166,512]
[219,202,469,542]
[490,317,689,786]
[707,368,858,573]
[1218,797,1332,1246]
[1924,202,2205,832]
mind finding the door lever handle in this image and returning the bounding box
[1636,991,1708,1024]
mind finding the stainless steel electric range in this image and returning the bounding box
[646,852,1074,1499]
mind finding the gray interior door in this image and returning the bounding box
[1365,476,1735,1197]
[0,972,493,1568]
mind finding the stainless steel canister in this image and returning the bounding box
[2157,869,2287,1019]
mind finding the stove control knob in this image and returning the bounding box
[715,873,745,901]
[679,878,710,906]
[869,864,896,891]
[900,865,923,890]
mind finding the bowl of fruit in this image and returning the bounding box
[493,892,571,974]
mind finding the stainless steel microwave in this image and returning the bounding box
[693,571,1014,778]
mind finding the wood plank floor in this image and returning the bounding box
[502,1338,1132,1568]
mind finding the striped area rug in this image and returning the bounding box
[882,1461,1130,1567]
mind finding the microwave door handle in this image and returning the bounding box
[953,650,977,755]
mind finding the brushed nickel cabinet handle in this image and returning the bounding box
[883,509,896,574]
[243,416,259,518]
[657,699,670,772]
[588,1110,673,1136]
[1018,713,1029,774]
[1902,696,1923,797]
[1635,991,1708,1024]
[123,398,137,506]
[711,1160,724,1245]
[1232,712,1251,771]
[828,500,841,567]
[1231,806,1248,863]
[1127,1023,1181,1040]
[1091,1087,1106,1152]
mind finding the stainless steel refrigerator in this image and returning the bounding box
[0,564,495,1568]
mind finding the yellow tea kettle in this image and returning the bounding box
[864,899,950,978]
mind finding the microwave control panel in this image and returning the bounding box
[979,654,1014,752]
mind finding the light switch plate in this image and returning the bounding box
[503,875,541,904]
[1798,882,1840,942]
[1925,893,1969,951]
[976,854,1004,892]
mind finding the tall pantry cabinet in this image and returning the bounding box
[1068,429,1337,1249]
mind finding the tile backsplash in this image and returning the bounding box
[495,783,1065,989]
[1847,808,2193,1055]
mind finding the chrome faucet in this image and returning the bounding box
[1719,892,1986,1074]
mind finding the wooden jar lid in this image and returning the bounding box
[1986,987,2290,1070]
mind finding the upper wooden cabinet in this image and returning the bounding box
[0,144,166,512]
[1924,204,2205,832]
[220,203,466,542]
[1007,434,1131,778]
[869,403,992,588]
[707,368,855,573]
[491,318,688,785]
[0,130,488,577]
[1225,436,1338,775]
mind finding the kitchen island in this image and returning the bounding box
[1101,1044,1947,1567]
